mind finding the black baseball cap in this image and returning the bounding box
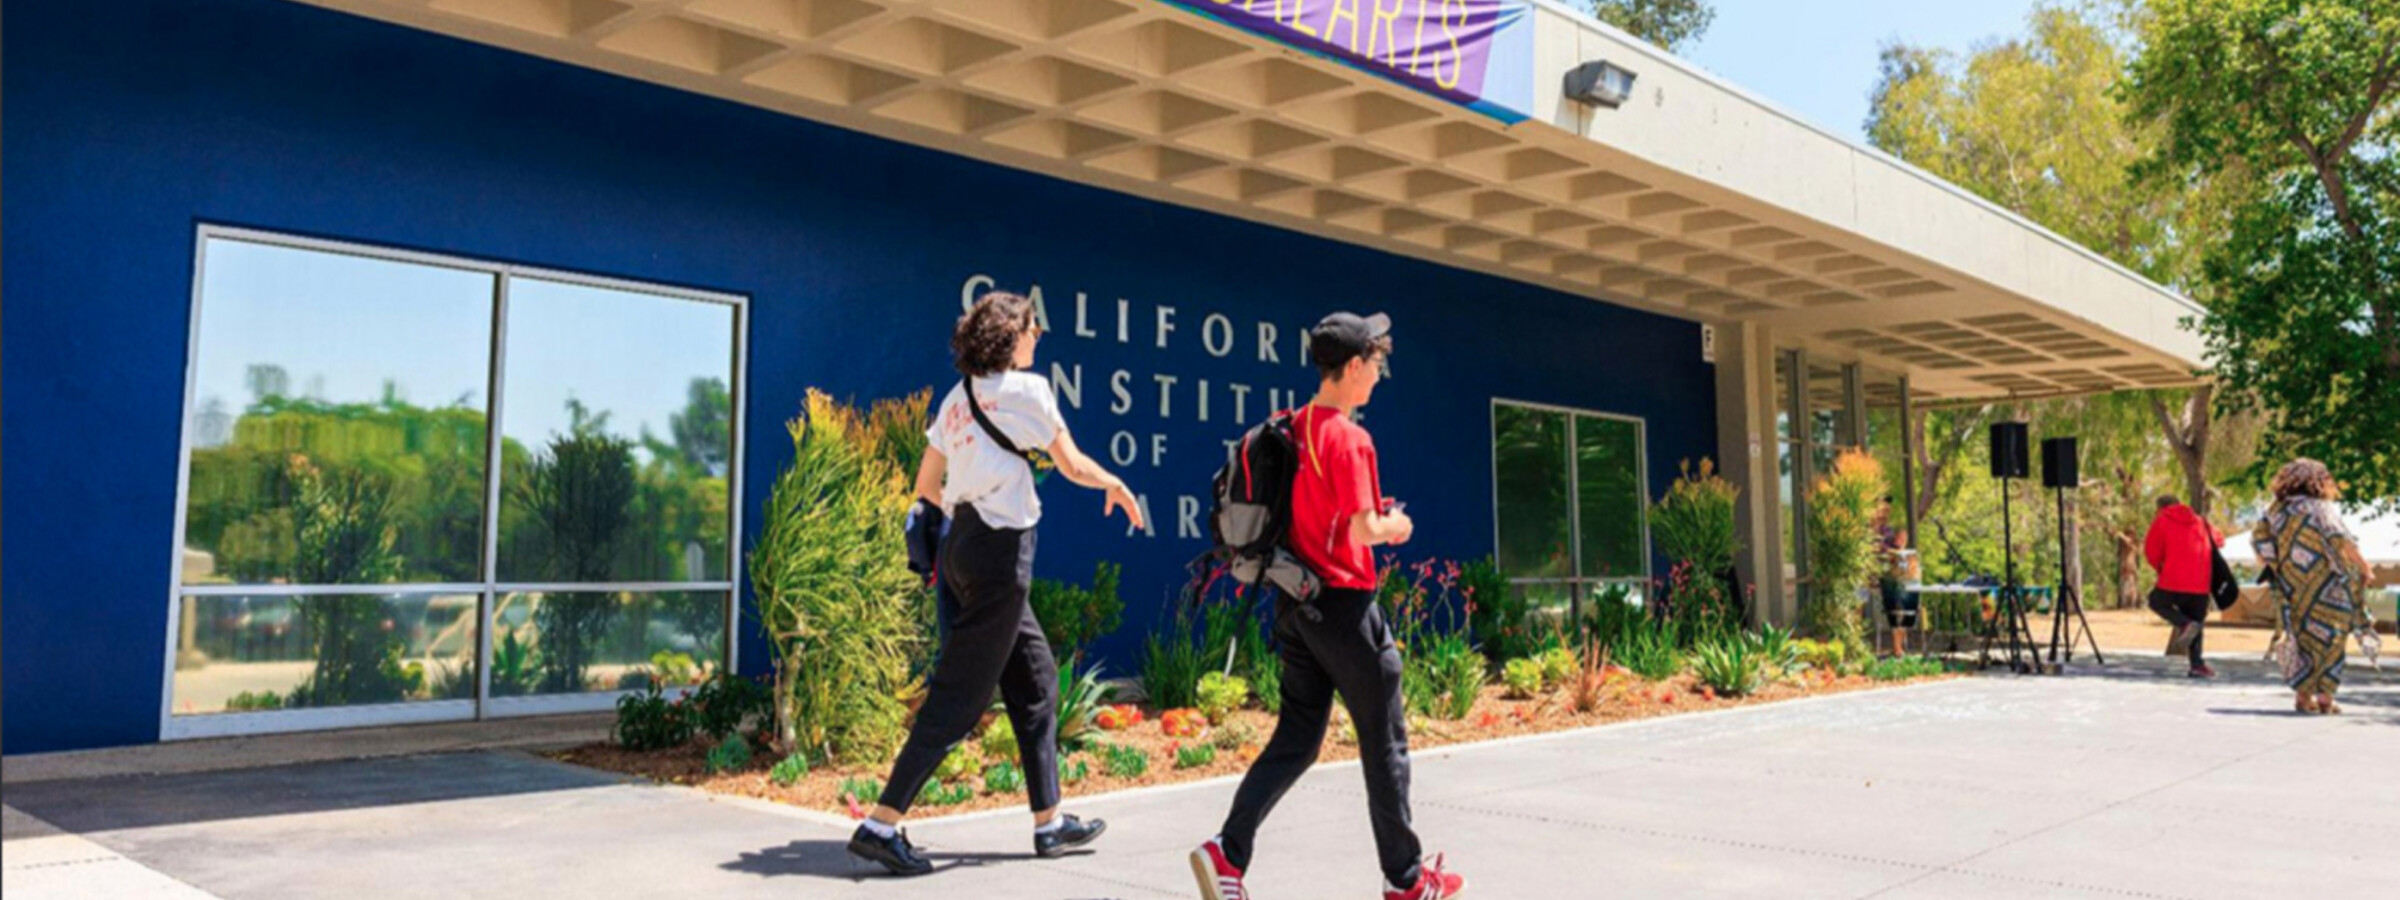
[1309,311,1391,369]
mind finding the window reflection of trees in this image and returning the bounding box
[173,237,738,718]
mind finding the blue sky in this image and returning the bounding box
[191,239,735,458]
[1680,0,2052,141]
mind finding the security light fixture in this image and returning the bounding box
[1564,60,1637,109]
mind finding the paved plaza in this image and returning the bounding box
[6,656,2394,900]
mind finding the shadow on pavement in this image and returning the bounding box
[720,839,1121,895]
[0,751,622,834]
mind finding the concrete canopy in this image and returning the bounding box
[292,0,2204,401]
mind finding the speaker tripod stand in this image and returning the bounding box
[1977,481,2044,674]
[2045,484,2105,668]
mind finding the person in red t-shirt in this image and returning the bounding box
[1191,313,1465,900]
[2143,494,2224,678]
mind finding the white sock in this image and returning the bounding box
[1035,817,1066,835]
[861,818,898,839]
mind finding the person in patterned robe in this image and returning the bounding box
[2252,459,2373,715]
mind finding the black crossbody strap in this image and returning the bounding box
[964,378,1037,466]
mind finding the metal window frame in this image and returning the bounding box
[160,225,750,741]
[1487,397,1653,622]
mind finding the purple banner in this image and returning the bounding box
[1159,1,1536,122]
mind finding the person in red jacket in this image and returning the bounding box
[2143,495,2223,678]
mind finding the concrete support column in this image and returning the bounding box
[1712,323,1788,627]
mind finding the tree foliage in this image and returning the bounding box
[1583,0,1716,54]
[1868,2,2223,286]
[2126,0,2400,509]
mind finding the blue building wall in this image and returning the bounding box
[1,0,1716,753]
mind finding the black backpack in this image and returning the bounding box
[1186,411,1322,613]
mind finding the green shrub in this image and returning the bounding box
[690,672,772,742]
[981,716,1018,759]
[705,732,754,774]
[918,780,973,807]
[1538,647,1577,686]
[1617,626,1685,681]
[1502,658,1545,699]
[768,751,810,787]
[1692,638,1764,697]
[613,684,694,751]
[1461,556,1537,662]
[1748,624,1796,673]
[933,742,980,783]
[1864,657,1951,681]
[1059,758,1090,786]
[1100,743,1149,779]
[1174,743,1218,769]
[1792,638,1847,672]
[1579,581,1646,655]
[1056,661,1116,751]
[1196,671,1251,725]
[1433,639,1488,720]
[750,390,927,765]
[1247,639,1282,714]
[1141,609,1212,710]
[982,761,1026,794]
[1029,562,1124,662]
[1210,720,1259,750]
[838,776,884,805]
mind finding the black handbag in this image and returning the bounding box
[2209,547,2241,610]
[905,498,944,579]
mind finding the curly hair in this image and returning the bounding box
[952,291,1035,377]
[2270,458,2338,501]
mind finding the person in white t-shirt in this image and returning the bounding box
[849,291,1145,877]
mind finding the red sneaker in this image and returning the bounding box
[1384,854,1467,900]
[1191,837,1250,900]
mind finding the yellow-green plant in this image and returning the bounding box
[981,716,1018,759]
[1196,671,1251,725]
[1537,646,1577,686]
[1502,658,1544,699]
[1803,449,1884,660]
[750,390,928,764]
[933,742,980,783]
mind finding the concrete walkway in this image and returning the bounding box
[6,659,2394,900]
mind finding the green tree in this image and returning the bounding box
[1582,0,1716,54]
[2126,0,2400,509]
[518,430,638,693]
[281,455,423,707]
[641,377,732,477]
[1869,3,2213,286]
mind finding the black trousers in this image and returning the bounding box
[1219,587,1423,887]
[878,506,1061,814]
[2148,587,2210,667]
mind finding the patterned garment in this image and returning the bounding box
[2254,497,2360,695]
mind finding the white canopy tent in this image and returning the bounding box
[2222,504,2400,568]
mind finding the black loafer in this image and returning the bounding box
[849,824,935,876]
[1034,814,1107,858]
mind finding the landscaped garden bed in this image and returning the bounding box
[553,394,1956,821]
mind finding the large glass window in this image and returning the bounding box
[1491,401,1650,620]
[171,231,742,730]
